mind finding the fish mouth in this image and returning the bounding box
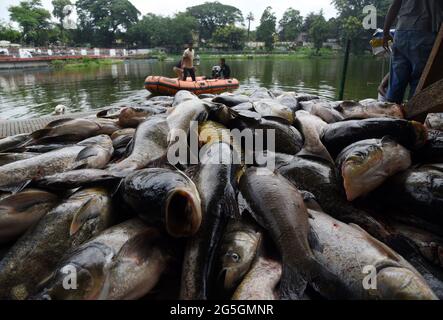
[218,267,240,291]
[165,188,202,237]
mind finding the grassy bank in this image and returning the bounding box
[51,57,124,69]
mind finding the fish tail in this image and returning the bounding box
[279,263,307,300]
[221,182,240,219]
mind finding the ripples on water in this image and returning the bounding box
[0,57,386,119]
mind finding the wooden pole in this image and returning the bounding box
[338,39,351,100]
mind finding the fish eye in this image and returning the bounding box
[231,252,241,262]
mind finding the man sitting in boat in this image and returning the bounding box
[182,43,196,82]
[212,58,231,80]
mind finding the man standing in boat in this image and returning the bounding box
[182,43,196,82]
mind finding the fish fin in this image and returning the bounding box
[117,228,161,264]
[262,115,292,125]
[69,198,96,236]
[309,259,352,299]
[30,128,52,140]
[45,118,75,128]
[220,183,240,219]
[75,146,99,162]
[279,263,307,300]
[0,190,56,213]
[109,178,124,198]
[0,180,33,194]
[308,226,323,253]
[297,145,334,165]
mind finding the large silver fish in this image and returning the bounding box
[0,187,114,299]
[0,135,113,191]
[33,219,171,300]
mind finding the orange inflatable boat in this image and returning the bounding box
[144,76,240,96]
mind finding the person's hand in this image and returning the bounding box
[383,32,393,52]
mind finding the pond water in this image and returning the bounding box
[0,57,388,119]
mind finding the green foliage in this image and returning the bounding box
[0,23,21,42]
[308,11,329,52]
[213,25,246,50]
[76,0,140,46]
[127,13,197,51]
[332,0,391,52]
[256,7,276,51]
[186,2,243,40]
[278,8,303,41]
[8,0,52,45]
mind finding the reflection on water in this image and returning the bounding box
[0,57,386,119]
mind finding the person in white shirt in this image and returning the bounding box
[182,43,196,81]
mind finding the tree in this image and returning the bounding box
[213,25,246,50]
[127,13,197,52]
[279,8,303,42]
[308,11,329,53]
[246,12,254,42]
[256,6,276,51]
[9,0,51,45]
[76,0,140,46]
[332,0,391,52]
[52,0,72,44]
[186,2,243,40]
[0,23,21,42]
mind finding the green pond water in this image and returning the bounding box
[0,56,388,119]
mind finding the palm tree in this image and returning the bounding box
[246,12,254,42]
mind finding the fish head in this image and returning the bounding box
[219,230,261,290]
[164,184,202,238]
[376,267,437,300]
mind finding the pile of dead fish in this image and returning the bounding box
[0,88,442,300]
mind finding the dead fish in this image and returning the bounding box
[276,93,299,112]
[213,94,250,107]
[180,141,240,300]
[295,110,333,163]
[232,255,282,300]
[107,116,168,176]
[167,96,213,144]
[30,118,120,144]
[239,167,328,300]
[277,155,392,242]
[250,88,274,101]
[121,167,202,238]
[0,152,39,166]
[418,129,443,163]
[0,133,30,152]
[425,113,443,131]
[33,219,171,300]
[172,90,198,107]
[34,169,120,190]
[253,100,295,123]
[389,223,443,268]
[336,100,404,119]
[218,217,262,291]
[96,107,123,119]
[321,118,427,158]
[294,92,320,102]
[378,164,443,227]
[110,128,136,140]
[0,187,114,299]
[300,100,344,123]
[118,106,165,128]
[0,189,59,244]
[337,137,411,201]
[0,135,113,191]
[308,209,437,300]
